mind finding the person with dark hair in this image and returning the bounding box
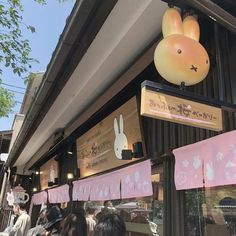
[26,207,48,236]
[43,206,63,236]
[8,202,31,236]
[60,210,87,236]
[94,213,126,236]
[96,201,116,221]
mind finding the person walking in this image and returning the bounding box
[9,203,31,236]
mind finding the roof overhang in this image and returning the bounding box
[8,0,168,169]
[11,0,235,169]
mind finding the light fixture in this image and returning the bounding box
[35,171,39,175]
[67,144,74,155]
[121,142,144,160]
[67,173,74,180]
[33,188,37,192]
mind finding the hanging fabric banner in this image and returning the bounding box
[72,160,153,201]
[29,191,48,216]
[173,130,236,190]
[48,184,70,203]
[72,179,92,201]
[32,191,48,205]
[121,159,153,199]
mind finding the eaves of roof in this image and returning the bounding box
[6,0,118,167]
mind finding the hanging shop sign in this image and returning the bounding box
[77,97,143,177]
[141,87,223,131]
[154,8,210,86]
[173,130,236,190]
[6,185,29,206]
[40,158,58,190]
[73,160,153,201]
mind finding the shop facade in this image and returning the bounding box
[3,1,236,236]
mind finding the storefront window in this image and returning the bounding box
[84,167,164,236]
[185,185,236,236]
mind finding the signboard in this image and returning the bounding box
[40,158,58,190]
[141,87,222,131]
[77,97,143,177]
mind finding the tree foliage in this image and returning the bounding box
[0,87,15,117]
[0,0,68,118]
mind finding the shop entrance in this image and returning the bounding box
[185,185,236,236]
[84,165,164,236]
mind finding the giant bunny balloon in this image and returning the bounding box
[154,8,210,86]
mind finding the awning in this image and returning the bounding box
[173,130,236,190]
[72,160,153,201]
[48,184,70,203]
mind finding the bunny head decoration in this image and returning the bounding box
[154,8,210,86]
[114,114,128,160]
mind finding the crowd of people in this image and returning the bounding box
[0,201,126,236]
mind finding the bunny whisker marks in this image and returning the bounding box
[190,65,198,72]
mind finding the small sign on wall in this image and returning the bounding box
[141,87,223,131]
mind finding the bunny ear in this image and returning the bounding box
[183,15,200,41]
[114,117,119,135]
[119,114,124,133]
[162,8,183,38]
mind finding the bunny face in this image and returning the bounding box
[154,35,210,85]
[114,114,128,160]
[154,8,210,86]
[206,162,214,181]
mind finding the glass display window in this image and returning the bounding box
[84,166,164,236]
[185,185,236,236]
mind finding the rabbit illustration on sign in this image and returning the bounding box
[114,114,128,159]
[154,8,210,86]
[206,162,214,181]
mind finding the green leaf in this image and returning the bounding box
[0,87,15,117]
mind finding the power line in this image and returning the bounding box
[6,89,25,95]
[0,82,26,90]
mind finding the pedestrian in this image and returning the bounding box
[26,207,48,236]
[8,203,31,236]
[85,202,97,236]
[60,210,87,236]
[42,206,63,236]
[94,213,126,236]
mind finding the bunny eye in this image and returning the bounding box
[177,49,182,54]
[206,59,208,64]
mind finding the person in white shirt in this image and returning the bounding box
[9,203,31,236]
[86,202,97,236]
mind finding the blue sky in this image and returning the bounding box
[0,0,74,130]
